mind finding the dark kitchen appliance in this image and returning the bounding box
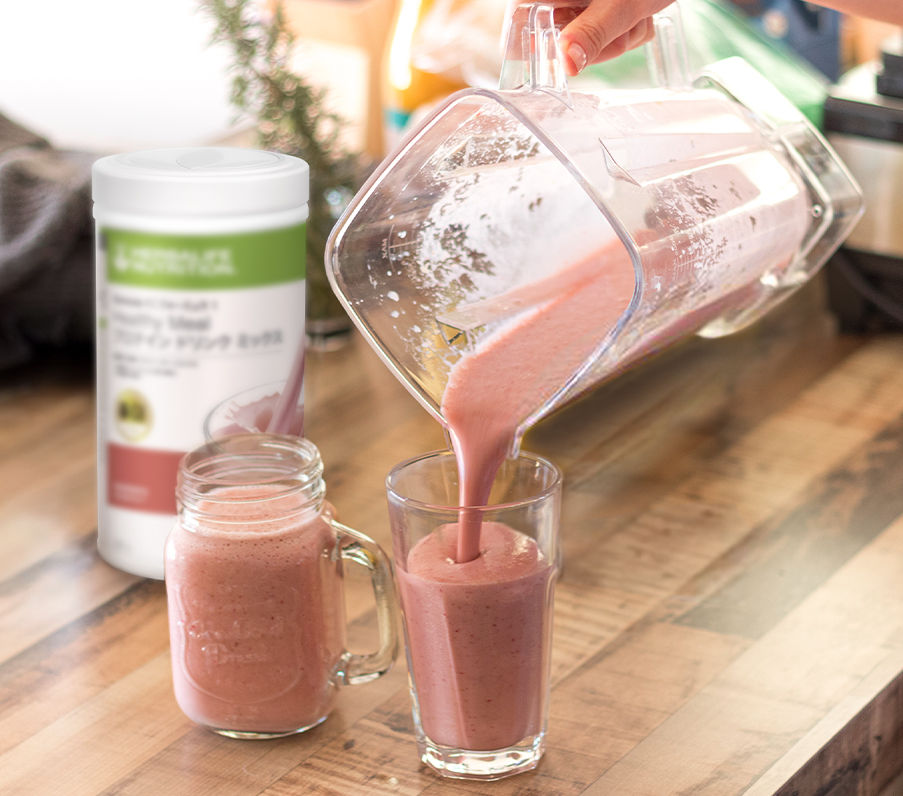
[824,38,903,331]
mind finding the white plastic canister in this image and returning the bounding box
[92,147,309,579]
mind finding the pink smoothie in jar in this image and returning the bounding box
[165,483,345,736]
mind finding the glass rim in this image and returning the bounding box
[385,448,561,513]
[179,433,322,496]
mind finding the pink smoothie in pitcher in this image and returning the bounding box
[165,485,344,735]
[440,236,758,560]
[397,521,555,750]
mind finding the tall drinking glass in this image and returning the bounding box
[386,450,561,780]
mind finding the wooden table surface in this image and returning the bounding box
[2,280,903,796]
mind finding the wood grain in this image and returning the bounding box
[1,284,903,794]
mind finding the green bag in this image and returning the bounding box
[578,0,828,128]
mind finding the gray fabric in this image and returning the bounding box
[0,113,95,370]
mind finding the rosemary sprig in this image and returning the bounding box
[202,0,363,322]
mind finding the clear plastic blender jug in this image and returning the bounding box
[326,2,862,455]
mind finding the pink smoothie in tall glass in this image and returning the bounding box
[397,520,555,750]
[165,485,344,734]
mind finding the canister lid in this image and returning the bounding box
[92,147,309,216]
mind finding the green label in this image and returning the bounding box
[102,224,306,289]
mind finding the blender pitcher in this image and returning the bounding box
[326,1,862,455]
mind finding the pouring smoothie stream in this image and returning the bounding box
[441,239,635,561]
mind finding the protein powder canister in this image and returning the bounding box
[92,147,308,578]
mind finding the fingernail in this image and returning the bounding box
[567,42,587,73]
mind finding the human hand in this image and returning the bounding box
[558,0,676,75]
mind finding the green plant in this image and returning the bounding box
[202,0,363,325]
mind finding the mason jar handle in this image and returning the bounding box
[499,0,690,93]
[332,521,399,686]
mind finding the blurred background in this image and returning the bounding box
[0,0,236,152]
[0,0,896,154]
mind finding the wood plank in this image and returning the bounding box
[0,377,93,461]
[674,413,903,639]
[0,534,138,662]
[0,356,100,584]
[0,461,97,580]
[97,666,411,796]
[745,655,903,795]
[0,581,166,758]
[583,514,903,794]
[545,338,903,690]
[0,653,185,795]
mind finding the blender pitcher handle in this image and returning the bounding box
[499,1,576,95]
[647,4,691,89]
[500,1,690,94]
